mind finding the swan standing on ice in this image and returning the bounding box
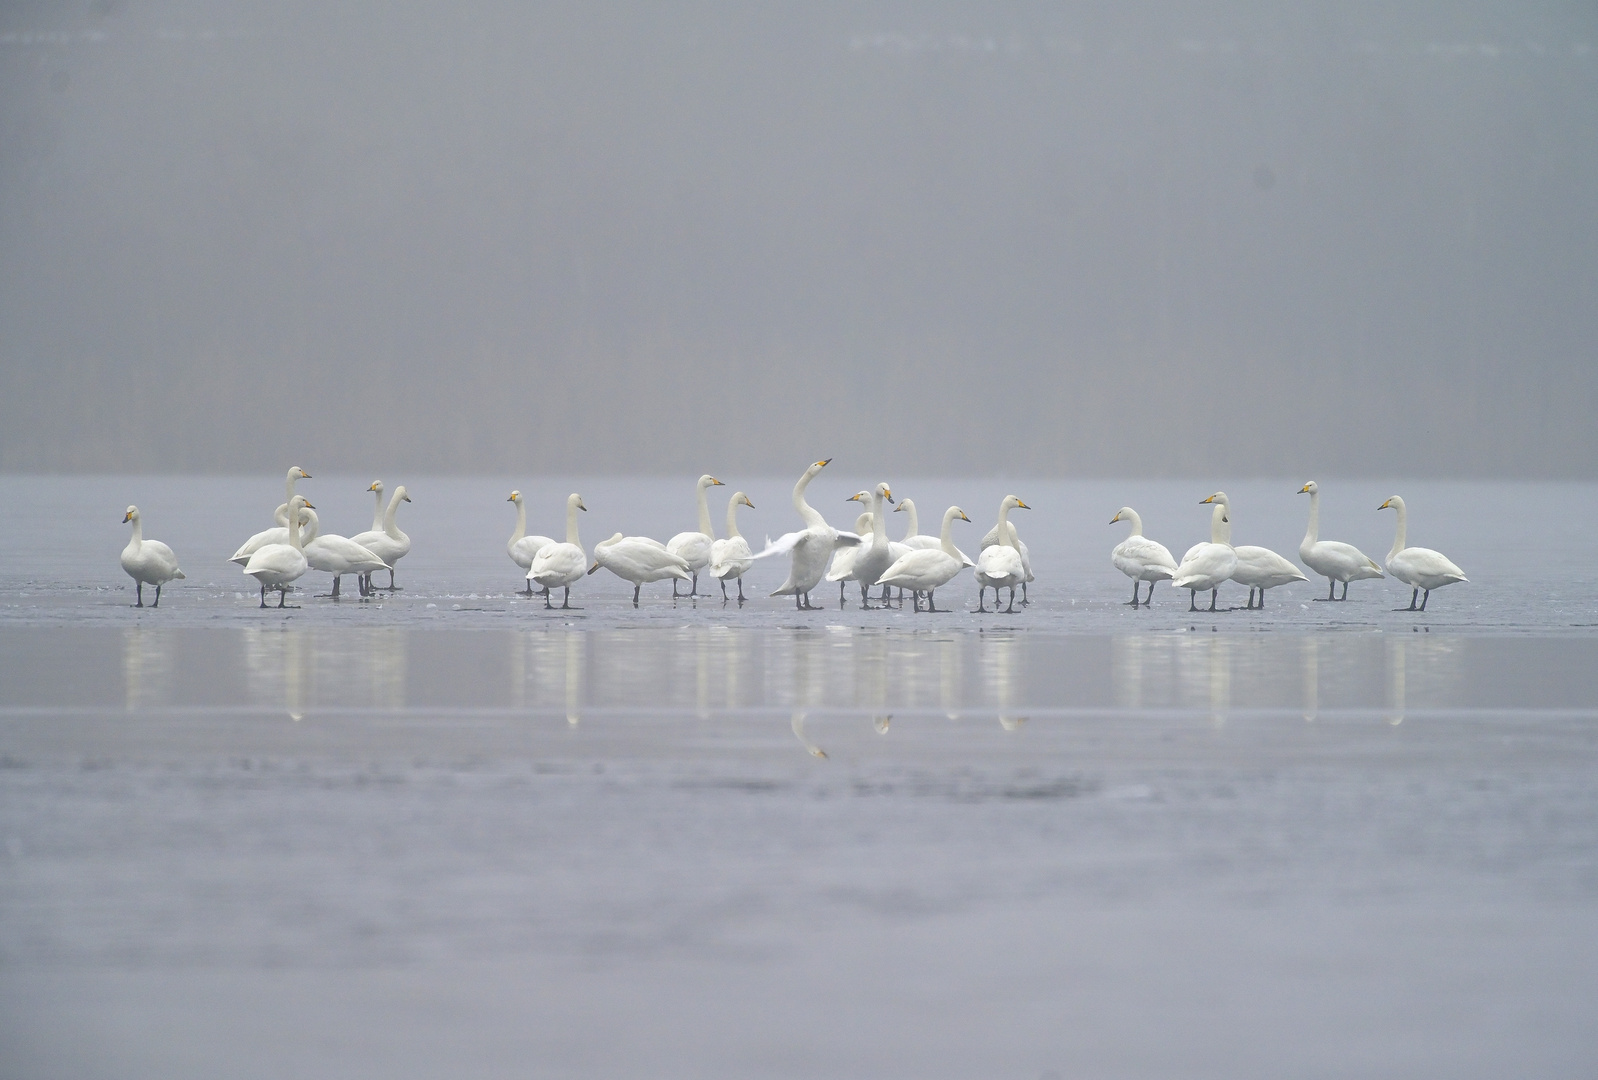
[300,507,389,599]
[1298,481,1384,600]
[1201,492,1306,609]
[1109,507,1177,606]
[824,505,876,607]
[879,506,972,612]
[754,459,862,610]
[230,466,312,564]
[849,483,897,608]
[1171,496,1238,612]
[120,506,185,608]
[708,492,756,601]
[243,495,313,608]
[975,496,1030,613]
[528,494,588,609]
[1379,495,1467,611]
[980,518,1033,605]
[507,491,556,597]
[666,475,726,598]
[589,534,692,606]
[351,485,411,592]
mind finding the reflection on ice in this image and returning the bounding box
[791,711,827,758]
[121,626,173,710]
[981,632,1027,730]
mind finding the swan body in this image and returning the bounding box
[980,520,1033,603]
[507,491,556,596]
[754,459,862,610]
[708,492,756,600]
[243,495,312,607]
[975,496,1030,612]
[230,466,312,565]
[824,507,878,606]
[1379,495,1467,611]
[589,533,691,606]
[1200,492,1306,609]
[350,484,411,591]
[879,506,972,611]
[896,498,973,564]
[844,484,896,608]
[1109,507,1177,606]
[529,494,588,609]
[1298,481,1384,601]
[300,508,389,599]
[665,474,725,597]
[120,506,185,607]
[1170,496,1238,611]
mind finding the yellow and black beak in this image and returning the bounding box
[1200,495,1216,504]
[303,500,316,510]
[814,458,832,468]
[711,478,725,487]
[743,496,756,509]
[1297,484,1311,494]
[1109,513,1121,524]
[122,511,132,523]
[1017,500,1031,510]
[960,511,971,522]
[1378,498,1392,510]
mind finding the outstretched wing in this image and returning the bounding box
[832,531,863,549]
[751,531,807,561]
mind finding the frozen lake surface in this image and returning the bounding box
[2,476,1597,1077]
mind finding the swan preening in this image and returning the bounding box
[1298,481,1384,600]
[120,506,185,607]
[1379,495,1467,610]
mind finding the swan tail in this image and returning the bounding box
[173,569,186,579]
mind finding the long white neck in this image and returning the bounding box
[794,467,825,529]
[696,479,715,538]
[383,490,404,538]
[1123,509,1144,537]
[127,515,143,549]
[510,497,527,545]
[996,503,1015,550]
[285,470,300,506]
[370,487,385,532]
[900,499,920,539]
[1302,489,1320,553]
[870,489,888,545]
[939,509,961,557]
[300,508,320,545]
[565,496,583,548]
[1388,500,1408,559]
[288,502,305,552]
[725,497,744,541]
[1210,504,1231,545]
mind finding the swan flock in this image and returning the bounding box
[118,465,1468,614]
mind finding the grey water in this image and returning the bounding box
[3,475,1598,1078]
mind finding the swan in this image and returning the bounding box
[528,493,588,609]
[1379,495,1467,611]
[588,533,692,606]
[980,519,1033,605]
[975,496,1030,612]
[229,466,312,565]
[665,474,726,598]
[1199,492,1306,609]
[708,492,756,601]
[1170,495,1238,611]
[120,506,185,607]
[243,495,312,608]
[848,483,898,608]
[350,485,411,592]
[752,459,862,610]
[879,506,972,612]
[824,505,876,606]
[300,507,390,599]
[1298,481,1384,600]
[365,480,386,532]
[507,490,556,597]
[1109,507,1177,606]
[895,498,973,564]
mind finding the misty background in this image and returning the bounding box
[1,1,1594,477]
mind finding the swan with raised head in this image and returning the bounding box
[229,466,312,564]
[879,506,972,612]
[350,485,411,592]
[528,494,588,609]
[1171,495,1238,611]
[753,459,862,610]
[120,506,185,607]
[589,533,692,606]
[1297,481,1384,600]
[300,507,390,599]
[708,492,756,601]
[666,474,726,598]
[1198,492,1306,609]
[980,519,1033,605]
[824,504,877,607]
[1109,507,1177,606]
[365,480,386,532]
[243,495,312,608]
[1379,495,1467,611]
[507,490,556,596]
[895,498,974,564]
[848,483,898,608]
[975,496,1030,612]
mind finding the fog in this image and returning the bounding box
[1,1,1594,476]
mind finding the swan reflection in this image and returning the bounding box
[242,626,309,720]
[1302,636,1319,722]
[981,633,1027,730]
[122,626,174,709]
[791,710,827,758]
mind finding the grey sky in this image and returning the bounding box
[2,2,1594,476]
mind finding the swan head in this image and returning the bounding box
[892,499,909,514]
[567,493,588,512]
[508,490,521,504]
[1298,481,1318,495]
[368,480,384,494]
[846,490,871,504]
[698,474,725,490]
[875,482,894,505]
[1378,496,1404,512]
[289,495,315,512]
[1002,495,1030,512]
[394,487,411,504]
[736,493,755,509]
[288,466,311,481]
[946,506,971,524]
[1110,506,1136,525]
[1200,491,1229,507]
[122,505,138,523]
[813,458,832,469]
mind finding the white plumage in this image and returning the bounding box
[120,505,185,608]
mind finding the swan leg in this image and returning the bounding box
[976,586,988,613]
[152,584,161,608]
[691,570,699,597]
[1208,589,1218,612]
[1408,587,1419,611]
[134,581,144,608]
[561,586,573,609]
[632,583,641,607]
[1337,581,1347,601]
[1258,588,1266,609]
[543,589,555,609]
[927,590,940,613]
[839,581,847,608]
[1188,588,1198,612]
[1420,589,1430,611]
[859,581,873,610]
[1129,580,1140,606]
[737,578,746,601]
[259,584,268,609]
[1020,582,1030,606]
[1005,587,1016,613]
[720,579,729,601]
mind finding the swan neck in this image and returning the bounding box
[1389,502,1407,559]
[793,468,824,528]
[1210,504,1230,545]
[383,492,401,537]
[996,504,1015,550]
[696,481,715,538]
[725,498,743,540]
[285,472,299,506]
[1125,510,1143,537]
[871,490,888,543]
[371,489,385,533]
[566,499,582,548]
[128,515,143,548]
[510,499,526,544]
[300,509,319,545]
[902,500,919,538]
[289,506,305,552]
[939,510,959,556]
[1302,490,1320,550]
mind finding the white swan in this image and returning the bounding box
[366,480,386,532]
[1109,507,1177,606]
[350,485,411,592]
[300,507,390,599]
[120,506,185,608]
[823,505,876,606]
[850,483,898,608]
[980,519,1033,604]
[753,459,862,610]
[666,474,726,598]
[975,496,1030,612]
[1379,495,1467,611]
[1298,481,1384,601]
[895,498,974,564]
[879,506,972,612]
[1198,492,1306,609]
[529,494,588,609]
[1171,495,1239,611]
[229,466,312,564]
[243,495,312,608]
[708,492,756,601]
[507,490,556,597]
[589,533,692,605]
